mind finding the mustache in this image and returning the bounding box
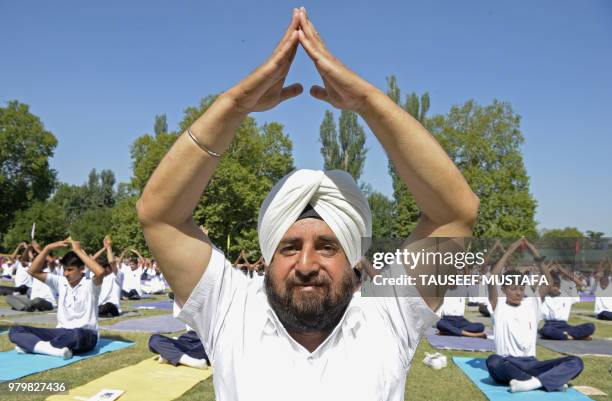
[286,274,331,289]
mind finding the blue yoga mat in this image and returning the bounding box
[102,313,185,333]
[133,300,173,310]
[452,357,593,401]
[0,338,133,382]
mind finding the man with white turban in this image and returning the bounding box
[138,7,479,401]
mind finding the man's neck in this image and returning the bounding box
[288,329,332,353]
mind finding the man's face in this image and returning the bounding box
[503,285,525,306]
[264,218,357,333]
[63,265,84,287]
[129,260,138,270]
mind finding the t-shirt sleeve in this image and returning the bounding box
[176,245,248,361]
[372,262,438,370]
[44,273,61,293]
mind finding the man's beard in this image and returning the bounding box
[264,265,356,334]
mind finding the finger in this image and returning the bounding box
[279,83,303,103]
[298,29,323,63]
[273,9,300,55]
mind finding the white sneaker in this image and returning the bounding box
[423,352,447,370]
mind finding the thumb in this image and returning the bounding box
[279,83,304,103]
[309,85,329,102]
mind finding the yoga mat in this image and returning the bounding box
[0,339,133,382]
[46,357,211,401]
[102,313,185,333]
[99,311,140,321]
[133,300,173,310]
[9,312,58,325]
[425,327,496,352]
[0,308,28,317]
[579,295,595,302]
[537,338,612,357]
[452,357,593,401]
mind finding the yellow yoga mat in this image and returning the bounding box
[46,357,212,401]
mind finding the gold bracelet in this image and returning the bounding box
[187,127,222,158]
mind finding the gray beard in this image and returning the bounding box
[264,268,355,333]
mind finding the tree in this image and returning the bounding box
[129,96,294,259]
[69,207,113,252]
[0,101,58,244]
[318,110,367,181]
[429,100,537,237]
[385,76,430,237]
[111,196,149,256]
[362,185,394,239]
[154,114,168,136]
[3,201,68,249]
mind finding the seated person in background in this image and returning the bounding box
[148,302,209,369]
[539,265,595,341]
[0,244,34,296]
[486,239,584,393]
[120,252,143,300]
[436,284,486,338]
[6,241,59,312]
[593,257,612,320]
[97,236,123,317]
[9,238,104,359]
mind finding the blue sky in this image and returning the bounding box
[1,1,611,235]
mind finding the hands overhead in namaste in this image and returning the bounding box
[225,7,377,115]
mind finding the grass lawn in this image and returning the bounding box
[0,297,610,401]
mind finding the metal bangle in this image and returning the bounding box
[187,127,222,158]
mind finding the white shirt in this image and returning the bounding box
[438,286,468,317]
[120,264,143,295]
[1,262,13,276]
[178,246,437,401]
[45,274,101,331]
[142,273,167,294]
[540,296,574,321]
[29,268,59,306]
[99,271,123,311]
[594,279,612,314]
[14,261,33,288]
[493,297,540,357]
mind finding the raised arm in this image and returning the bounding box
[137,10,303,304]
[91,246,106,261]
[9,242,26,260]
[31,240,56,265]
[104,235,118,274]
[297,9,479,310]
[488,238,523,311]
[68,238,105,286]
[28,240,69,283]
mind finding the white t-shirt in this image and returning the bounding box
[438,286,468,317]
[178,246,437,401]
[14,261,33,288]
[594,278,612,315]
[492,297,540,357]
[540,296,573,321]
[99,270,123,311]
[29,268,59,306]
[1,261,13,276]
[120,264,143,295]
[45,274,101,331]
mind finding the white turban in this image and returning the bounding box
[257,169,372,267]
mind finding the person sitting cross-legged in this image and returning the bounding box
[8,238,105,359]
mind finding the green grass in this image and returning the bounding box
[0,297,610,401]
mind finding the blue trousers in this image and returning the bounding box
[486,354,583,391]
[597,311,612,320]
[436,315,485,336]
[539,320,595,340]
[148,331,209,366]
[9,326,98,354]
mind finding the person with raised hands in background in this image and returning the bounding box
[485,238,584,393]
[593,256,612,320]
[137,7,478,401]
[8,237,105,359]
[96,235,124,317]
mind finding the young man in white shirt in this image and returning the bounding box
[593,258,612,320]
[96,236,123,317]
[538,269,595,340]
[136,7,479,401]
[8,238,105,359]
[148,302,209,369]
[485,239,584,393]
[120,256,143,300]
[436,284,486,338]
